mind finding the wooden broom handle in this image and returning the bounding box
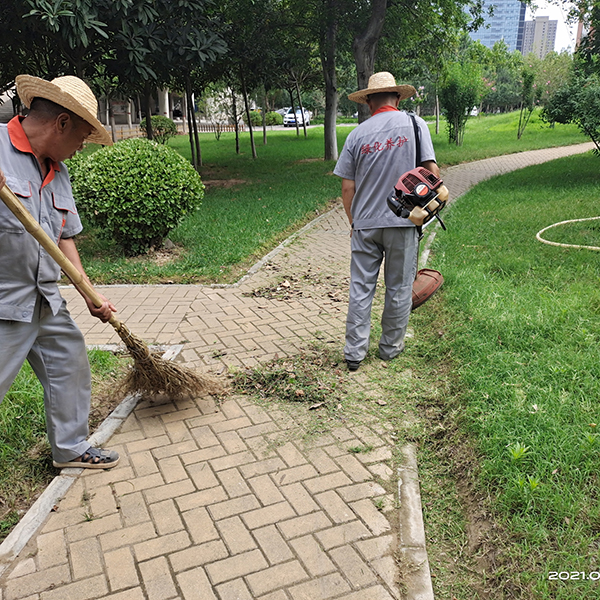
[0,183,114,319]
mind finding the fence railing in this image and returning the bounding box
[104,122,245,141]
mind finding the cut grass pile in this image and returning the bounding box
[76,111,585,285]
[0,350,127,542]
[418,150,600,598]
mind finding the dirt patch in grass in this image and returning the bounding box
[422,419,521,599]
[200,164,248,189]
[202,179,249,189]
[408,309,523,598]
[127,243,185,268]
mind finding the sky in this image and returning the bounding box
[526,1,578,53]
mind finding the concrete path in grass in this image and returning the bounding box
[0,141,593,600]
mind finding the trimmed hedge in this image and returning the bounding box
[140,115,178,144]
[244,111,283,126]
[68,138,204,255]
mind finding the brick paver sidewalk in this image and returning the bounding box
[0,143,593,600]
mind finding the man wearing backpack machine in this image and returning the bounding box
[334,72,439,371]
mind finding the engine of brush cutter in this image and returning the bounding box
[387,167,449,230]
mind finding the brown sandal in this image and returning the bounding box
[53,447,120,470]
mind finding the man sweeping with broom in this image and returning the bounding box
[0,74,120,469]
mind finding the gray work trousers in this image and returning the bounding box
[345,227,418,362]
[0,295,91,462]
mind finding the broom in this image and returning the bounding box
[0,183,224,400]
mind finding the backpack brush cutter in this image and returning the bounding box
[387,166,449,231]
[386,167,449,309]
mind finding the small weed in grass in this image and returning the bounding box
[373,497,386,511]
[348,444,374,454]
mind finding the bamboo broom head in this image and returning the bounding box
[112,320,226,400]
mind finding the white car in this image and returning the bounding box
[283,107,310,127]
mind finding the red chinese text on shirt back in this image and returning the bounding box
[361,135,408,155]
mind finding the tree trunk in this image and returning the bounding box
[320,0,338,161]
[191,92,202,168]
[262,89,267,145]
[435,91,440,135]
[11,95,19,117]
[185,75,197,169]
[352,0,387,124]
[186,88,196,168]
[109,100,117,143]
[232,89,240,155]
[143,83,153,141]
[240,69,257,159]
[288,89,300,136]
[295,79,308,137]
[136,94,143,124]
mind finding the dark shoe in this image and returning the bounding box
[53,447,120,470]
[346,359,361,372]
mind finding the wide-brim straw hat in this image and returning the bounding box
[16,74,113,146]
[348,71,416,104]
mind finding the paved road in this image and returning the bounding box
[0,142,593,600]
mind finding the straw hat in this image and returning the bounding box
[16,74,113,146]
[348,72,416,104]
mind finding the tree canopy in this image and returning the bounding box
[0,0,580,159]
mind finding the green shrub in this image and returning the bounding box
[439,61,483,146]
[68,138,204,255]
[243,111,282,126]
[139,115,178,144]
[244,111,262,126]
[265,111,283,126]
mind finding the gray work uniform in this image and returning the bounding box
[334,109,436,362]
[0,117,92,462]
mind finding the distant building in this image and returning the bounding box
[575,17,590,49]
[469,0,528,52]
[521,16,557,57]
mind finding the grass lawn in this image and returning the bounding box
[0,350,128,542]
[429,109,587,166]
[408,150,600,598]
[76,110,585,285]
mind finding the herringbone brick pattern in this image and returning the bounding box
[3,394,400,600]
[61,206,352,371]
